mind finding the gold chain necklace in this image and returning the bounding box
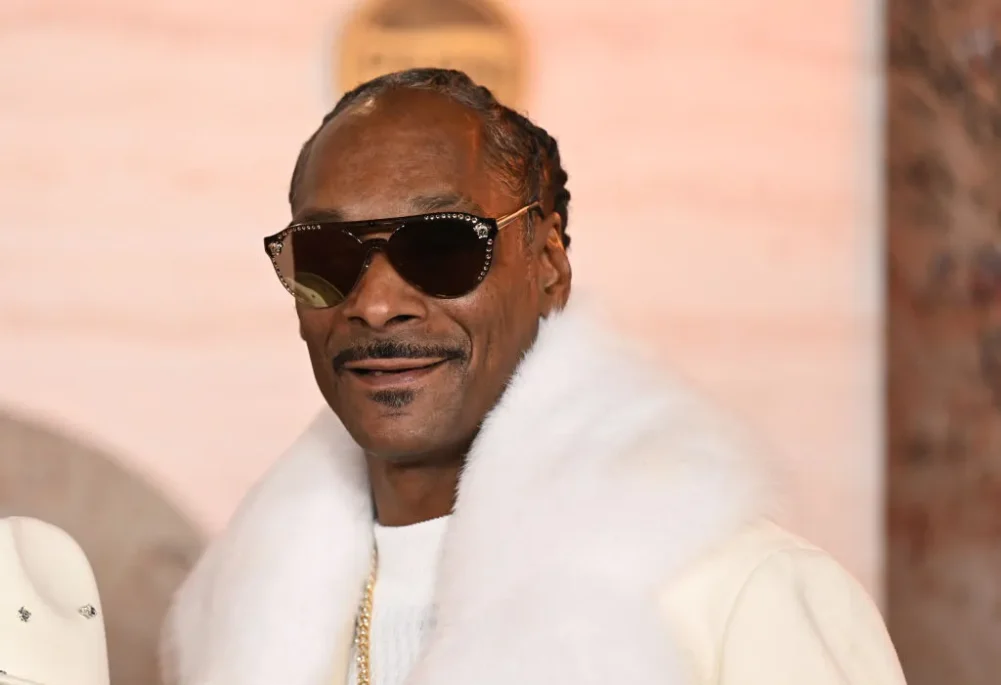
[353,550,378,685]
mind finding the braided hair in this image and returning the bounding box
[288,68,571,248]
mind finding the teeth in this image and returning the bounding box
[371,371,383,376]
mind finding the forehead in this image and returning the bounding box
[294,89,512,221]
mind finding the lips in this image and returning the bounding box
[339,357,451,389]
[341,358,447,375]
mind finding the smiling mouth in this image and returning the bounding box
[338,358,454,391]
[342,358,449,375]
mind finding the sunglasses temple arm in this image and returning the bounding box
[496,201,542,228]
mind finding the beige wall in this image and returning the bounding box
[0,0,883,594]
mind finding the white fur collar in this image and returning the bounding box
[162,299,765,685]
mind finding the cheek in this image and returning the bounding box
[468,279,539,377]
[297,309,335,355]
[490,233,538,293]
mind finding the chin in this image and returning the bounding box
[336,398,469,463]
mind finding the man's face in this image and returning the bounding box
[291,89,571,463]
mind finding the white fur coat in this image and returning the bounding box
[161,300,765,685]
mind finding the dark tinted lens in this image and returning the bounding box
[388,219,491,297]
[273,228,367,307]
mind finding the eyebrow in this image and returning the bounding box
[410,192,486,215]
[293,193,486,225]
[294,208,347,223]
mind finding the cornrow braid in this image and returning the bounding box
[288,68,571,248]
[507,111,571,248]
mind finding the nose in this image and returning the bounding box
[339,250,428,330]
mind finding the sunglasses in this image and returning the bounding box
[263,202,540,308]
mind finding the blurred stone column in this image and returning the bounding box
[887,1,1001,684]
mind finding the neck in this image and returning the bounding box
[367,457,461,527]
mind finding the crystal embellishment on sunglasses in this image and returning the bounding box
[424,212,490,240]
[268,241,283,257]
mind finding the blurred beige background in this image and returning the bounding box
[0,0,881,681]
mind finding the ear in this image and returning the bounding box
[533,212,572,314]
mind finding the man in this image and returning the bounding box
[162,68,906,685]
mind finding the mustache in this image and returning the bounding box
[331,340,467,371]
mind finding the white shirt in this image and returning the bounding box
[347,515,449,685]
